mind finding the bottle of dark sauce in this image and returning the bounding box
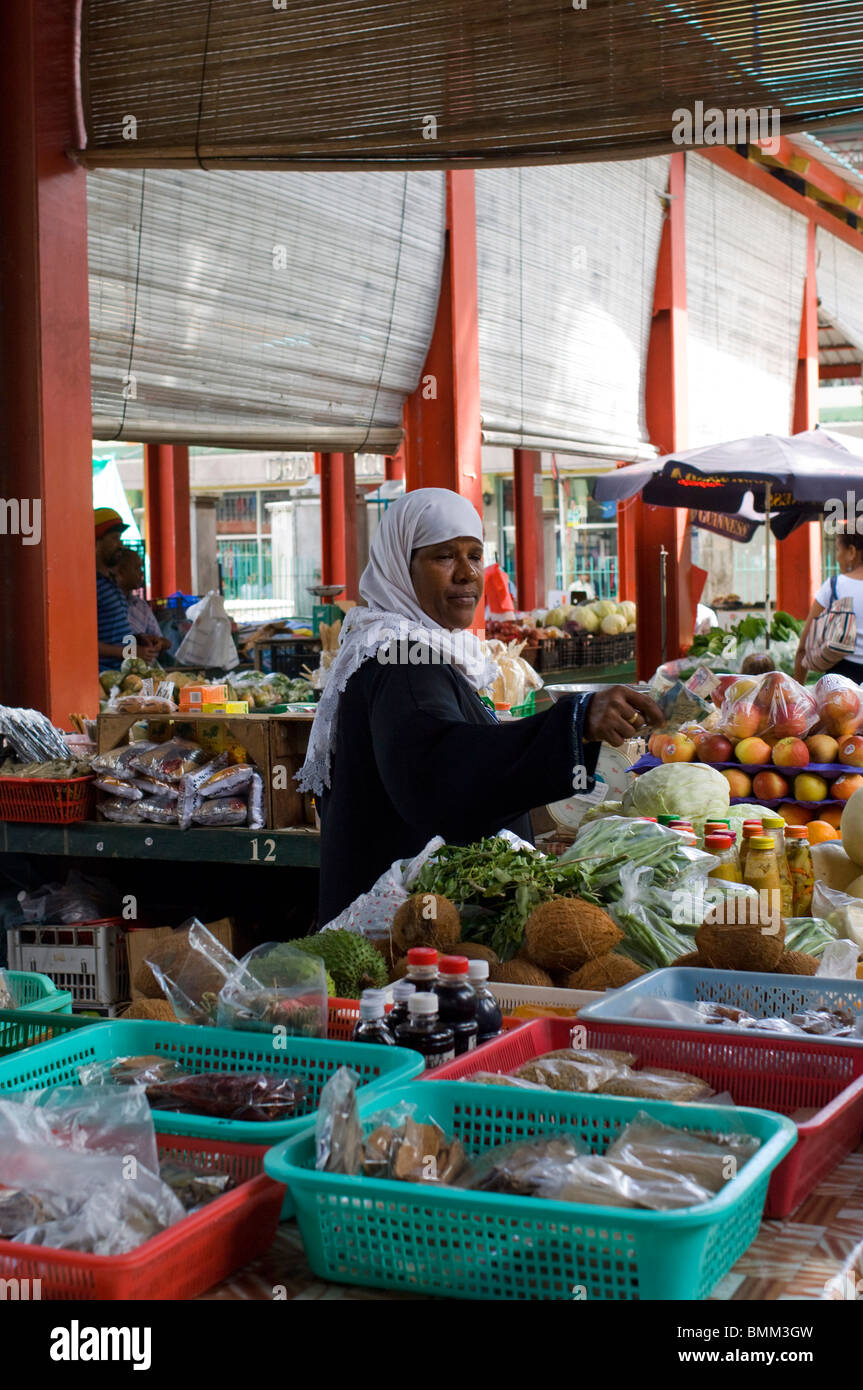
[394,992,455,1069]
[405,946,439,992]
[351,989,396,1045]
[385,978,416,1037]
[434,955,479,1056]
[467,959,503,1045]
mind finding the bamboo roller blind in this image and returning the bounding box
[79,0,863,169]
[816,225,863,361]
[88,168,446,447]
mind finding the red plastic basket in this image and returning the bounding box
[0,775,94,824]
[327,996,522,1042]
[0,1132,284,1300]
[426,1016,863,1219]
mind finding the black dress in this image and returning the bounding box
[317,657,598,925]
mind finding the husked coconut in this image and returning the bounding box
[565,955,645,990]
[673,952,712,968]
[696,920,786,972]
[455,942,500,966]
[489,960,554,988]
[524,898,622,971]
[391,894,461,954]
[775,950,818,976]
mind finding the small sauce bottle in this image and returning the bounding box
[762,814,794,919]
[785,826,815,915]
[434,955,479,1055]
[394,992,455,1069]
[405,946,439,992]
[467,959,503,1045]
[738,820,765,874]
[384,979,416,1037]
[705,832,742,883]
[742,834,782,927]
[351,990,396,1046]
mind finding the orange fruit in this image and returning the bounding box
[820,805,843,829]
[807,820,841,844]
[779,802,812,826]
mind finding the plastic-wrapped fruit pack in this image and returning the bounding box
[718,672,817,744]
[814,674,863,738]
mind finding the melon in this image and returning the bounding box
[840,785,863,867]
[811,840,863,893]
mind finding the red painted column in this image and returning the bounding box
[320,453,358,599]
[512,449,544,610]
[778,220,821,618]
[385,441,406,481]
[144,444,192,596]
[0,0,97,721]
[615,493,638,602]
[636,152,693,678]
[403,171,482,516]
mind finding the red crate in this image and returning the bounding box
[426,1016,863,1218]
[0,775,94,824]
[0,1132,284,1300]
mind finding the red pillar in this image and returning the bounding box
[616,494,638,602]
[512,450,544,610]
[320,452,358,599]
[778,220,821,618]
[403,171,482,516]
[385,441,405,481]
[0,0,97,721]
[144,444,192,596]
[637,152,693,677]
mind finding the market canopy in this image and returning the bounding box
[77,0,863,170]
[87,168,445,448]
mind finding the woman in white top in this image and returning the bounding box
[795,528,863,684]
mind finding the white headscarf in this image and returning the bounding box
[297,488,498,795]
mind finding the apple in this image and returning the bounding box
[819,688,862,737]
[838,736,863,767]
[735,736,773,766]
[723,702,762,742]
[648,732,665,757]
[752,770,790,800]
[697,734,733,764]
[806,734,839,764]
[771,737,810,768]
[779,802,812,826]
[794,773,829,802]
[711,674,738,708]
[832,774,863,801]
[722,768,752,798]
[726,677,759,704]
[660,734,696,763]
[683,725,709,746]
[754,671,785,711]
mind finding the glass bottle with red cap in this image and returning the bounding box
[405,946,439,992]
[434,955,479,1055]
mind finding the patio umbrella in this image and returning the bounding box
[594,429,863,650]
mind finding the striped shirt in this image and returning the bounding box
[96,573,130,646]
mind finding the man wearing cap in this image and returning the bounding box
[95,509,162,667]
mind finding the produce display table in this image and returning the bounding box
[0,821,321,868]
[200,1137,863,1302]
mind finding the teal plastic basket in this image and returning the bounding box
[3,970,72,1014]
[0,1008,95,1058]
[578,968,863,1043]
[265,1080,796,1301]
[0,1019,424,1146]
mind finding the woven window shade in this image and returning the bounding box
[476,158,669,458]
[685,156,807,447]
[816,225,863,356]
[88,168,446,447]
[78,0,863,170]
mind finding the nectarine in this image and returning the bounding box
[805,734,839,764]
[752,771,790,800]
[697,734,733,764]
[772,737,809,768]
[735,737,772,766]
[722,768,753,798]
[722,702,763,742]
[794,773,829,802]
[838,736,863,767]
[660,734,696,763]
[832,774,863,801]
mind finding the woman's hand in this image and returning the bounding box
[583,686,665,748]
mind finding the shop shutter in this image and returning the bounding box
[78,0,863,169]
[685,156,808,447]
[816,225,863,357]
[88,168,446,448]
[475,158,669,459]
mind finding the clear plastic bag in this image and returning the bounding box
[138,795,179,824]
[130,737,210,783]
[358,1100,469,1185]
[91,745,154,781]
[99,796,145,823]
[606,1111,759,1198]
[812,880,863,951]
[315,1066,363,1174]
[193,796,248,827]
[216,941,328,1037]
[79,1054,308,1121]
[320,835,446,940]
[133,773,178,800]
[247,770,265,829]
[145,918,241,1026]
[717,671,817,743]
[177,752,226,830]
[816,939,862,979]
[198,763,254,799]
[814,673,863,738]
[0,970,18,1009]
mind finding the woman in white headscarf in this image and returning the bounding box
[300,487,661,926]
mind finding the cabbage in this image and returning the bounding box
[544,606,568,628]
[619,600,636,624]
[621,762,730,828]
[592,599,618,619]
[571,604,600,633]
[723,803,783,845]
[600,613,627,635]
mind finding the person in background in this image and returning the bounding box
[94,509,161,668]
[795,525,863,684]
[114,548,170,658]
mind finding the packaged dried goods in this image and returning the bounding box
[193,796,248,827]
[99,796,145,823]
[158,1160,234,1211]
[197,763,254,798]
[93,774,143,800]
[130,738,210,783]
[247,770,265,829]
[138,794,179,824]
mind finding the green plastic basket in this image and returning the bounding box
[265,1081,796,1301]
[3,971,73,1014]
[0,1008,96,1057]
[0,1019,424,1146]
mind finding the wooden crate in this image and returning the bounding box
[268,714,314,828]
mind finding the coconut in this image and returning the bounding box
[489,960,554,988]
[121,999,178,1021]
[391,894,461,955]
[524,898,622,971]
[695,920,786,972]
[775,950,819,976]
[565,955,645,990]
[673,952,712,968]
[455,942,500,966]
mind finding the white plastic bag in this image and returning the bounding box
[175,591,238,670]
[320,836,446,941]
[816,939,862,979]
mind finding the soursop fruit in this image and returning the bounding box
[291,930,388,997]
